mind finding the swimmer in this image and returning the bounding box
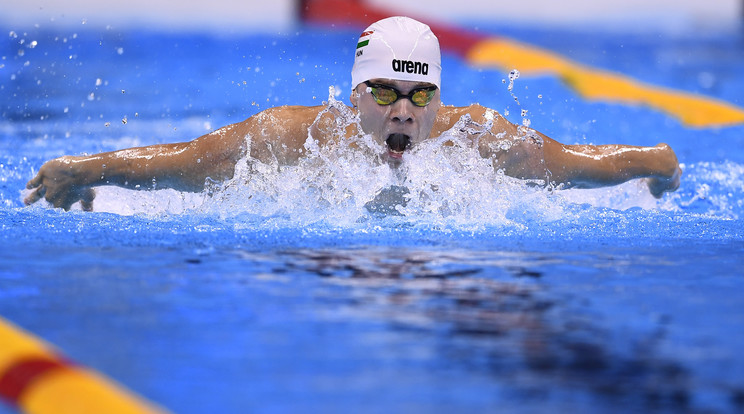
[24,16,681,211]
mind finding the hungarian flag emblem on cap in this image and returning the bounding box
[357,30,373,49]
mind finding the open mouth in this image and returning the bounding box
[386,133,410,159]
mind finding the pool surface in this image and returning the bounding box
[1,17,744,414]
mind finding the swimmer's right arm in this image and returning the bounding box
[24,106,323,211]
[24,126,247,210]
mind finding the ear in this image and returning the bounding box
[350,86,359,107]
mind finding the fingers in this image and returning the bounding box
[26,172,42,190]
[23,185,45,205]
[50,187,96,211]
[80,188,96,212]
[23,182,70,210]
[44,186,70,211]
[25,186,95,211]
[647,166,682,199]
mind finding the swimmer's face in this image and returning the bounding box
[351,78,440,160]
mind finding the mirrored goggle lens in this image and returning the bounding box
[372,87,398,105]
[369,85,436,107]
[410,89,436,106]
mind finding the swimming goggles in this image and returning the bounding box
[364,81,437,107]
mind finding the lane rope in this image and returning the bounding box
[0,317,166,414]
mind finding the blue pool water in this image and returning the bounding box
[1,21,744,413]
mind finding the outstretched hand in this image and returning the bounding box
[646,165,682,199]
[24,156,96,211]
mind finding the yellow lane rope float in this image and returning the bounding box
[0,317,166,414]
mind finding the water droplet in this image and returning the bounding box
[697,71,715,89]
[507,69,520,92]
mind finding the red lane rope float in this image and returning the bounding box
[0,357,71,405]
[0,317,166,414]
[300,0,744,128]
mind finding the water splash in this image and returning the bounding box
[75,156,743,227]
[14,88,743,226]
[503,69,532,127]
[507,69,520,93]
[188,88,570,230]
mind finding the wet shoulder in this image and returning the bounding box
[244,105,328,164]
[434,104,516,137]
[250,105,325,133]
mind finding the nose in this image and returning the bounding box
[389,99,414,124]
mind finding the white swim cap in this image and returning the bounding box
[351,16,441,90]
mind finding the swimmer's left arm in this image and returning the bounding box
[539,133,681,197]
[465,104,681,197]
